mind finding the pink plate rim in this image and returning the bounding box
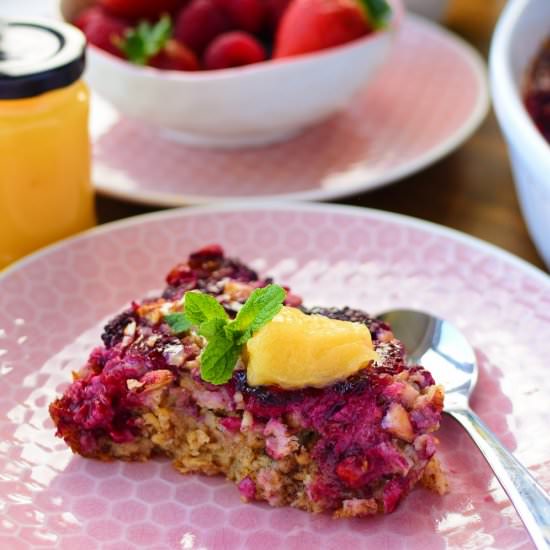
[2,203,547,286]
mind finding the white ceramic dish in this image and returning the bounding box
[90,15,489,206]
[490,0,550,269]
[1,203,549,549]
[59,0,402,148]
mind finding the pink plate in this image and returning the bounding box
[90,15,489,206]
[1,204,548,550]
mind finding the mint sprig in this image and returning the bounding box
[117,15,172,65]
[164,285,286,385]
[359,0,392,29]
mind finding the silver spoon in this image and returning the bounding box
[378,309,550,550]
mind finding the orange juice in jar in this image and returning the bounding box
[0,19,95,269]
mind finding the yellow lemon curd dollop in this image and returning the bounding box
[245,306,379,389]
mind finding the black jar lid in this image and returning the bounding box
[0,18,86,100]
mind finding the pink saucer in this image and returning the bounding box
[0,204,548,549]
[91,15,489,206]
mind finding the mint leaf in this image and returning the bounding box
[164,312,192,334]
[183,284,286,385]
[200,333,242,385]
[117,15,172,65]
[228,285,286,344]
[359,0,392,29]
[184,291,228,326]
[199,318,227,339]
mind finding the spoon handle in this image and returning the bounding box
[449,408,550,550]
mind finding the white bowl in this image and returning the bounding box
[403,0,449,21]
[490,0,550,269]
[60,0,402,148]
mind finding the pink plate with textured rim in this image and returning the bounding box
[90,15,489,206]
[1,204,548,550]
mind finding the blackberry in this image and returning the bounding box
[101,310,135,348]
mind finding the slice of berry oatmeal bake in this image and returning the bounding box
[50,245,447,517]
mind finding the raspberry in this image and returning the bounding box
[204,31,266,70]
[174,0,231,55]
[214,0,266,34]
[75,6,128,58]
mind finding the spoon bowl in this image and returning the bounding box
[378,308,550,550]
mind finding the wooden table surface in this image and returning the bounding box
[96,0,547,272]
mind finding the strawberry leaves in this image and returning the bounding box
[117,15,172,65]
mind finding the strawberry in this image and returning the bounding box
[150,39,200,70]
[274,0,391,58]
[98,0,182,20]
[174,0,231,55]
[204,31,266,70]
[75,6,129,58]
[214,0,266,34]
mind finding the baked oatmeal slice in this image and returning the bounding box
[50,245,446,517]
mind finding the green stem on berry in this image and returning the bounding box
[116,14,172,65]
[358,0,392,29]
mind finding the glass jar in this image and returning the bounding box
[0,19,95,269]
